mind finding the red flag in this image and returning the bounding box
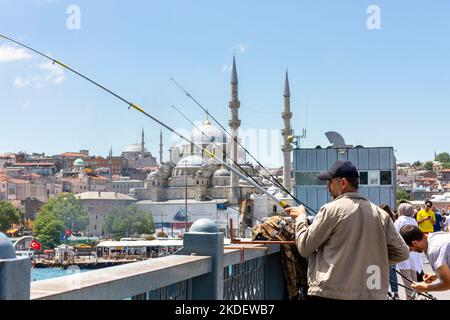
[65,229,72,236]
[30,239,41,251]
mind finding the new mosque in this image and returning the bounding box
[134,57,295,233]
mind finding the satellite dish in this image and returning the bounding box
[325,131,353,148]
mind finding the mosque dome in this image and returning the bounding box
[148,170,160,178]
[213,168,230,177]
[267,186,281,195]
[73,159,85,166]
[123,143,148,153]
[190,119,226,144]
[175,154,205,168]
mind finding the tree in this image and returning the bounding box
[34,193,89,248]
[0,201,21,233]
[103,204,154,240]
[423,161,433,171]
[35,219,65,249]
[397,189,410,203]
[443,162,450,170]
[435,152,450,163]
[412,161,421,167]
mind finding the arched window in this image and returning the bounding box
[273,205,277,213]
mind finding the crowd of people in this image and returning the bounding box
[285,160,450,300]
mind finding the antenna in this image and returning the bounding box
[289,128,306,149]
[304,93,309,148]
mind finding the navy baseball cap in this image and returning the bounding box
[318,160,359,181]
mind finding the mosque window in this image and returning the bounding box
[196,180,199,185]
[273,205,277,213]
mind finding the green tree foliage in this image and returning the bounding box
[34,193,89,249]
[423,161,433,171]
[435,152,450,163]
[0,201,22,232]
[35,219,65,250]
[412,161,421,167]
[397,189,410,203]
[443,162,450,170]
[103,204,154,240]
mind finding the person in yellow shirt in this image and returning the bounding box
[416,200,436,233]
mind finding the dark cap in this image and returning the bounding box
[318,160,359,181]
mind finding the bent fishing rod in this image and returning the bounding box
[171,104,316,217]
[391,268,436,300]
[170,77,306,208]
[0,34,291,210]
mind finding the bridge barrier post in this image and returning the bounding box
[176,219,224,300]
[0,232,31,300]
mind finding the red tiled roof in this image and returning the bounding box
[14,162,55,166]
[60,152,88,157]
[89,175,109,181]
[8,179,30,184]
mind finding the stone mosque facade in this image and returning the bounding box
[134,58,294,217]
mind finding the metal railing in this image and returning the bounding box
[2,221,285,300]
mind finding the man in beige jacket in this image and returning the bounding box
[285,160,409,300]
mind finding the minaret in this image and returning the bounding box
[159,130,163,164]
[108,147,113,157]
[228,56,241,205]
[141,128,145,158]
[281,70,293,194]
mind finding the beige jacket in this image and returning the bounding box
[295,192,409,300]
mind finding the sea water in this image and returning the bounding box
[31,267,90,282]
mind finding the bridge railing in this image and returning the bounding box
[1,220,285,300]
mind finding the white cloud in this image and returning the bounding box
[234,43,250,53]
[0,45,32,62]
[13,61,66,88]
[221,64,232,72]
[39,61,66,84]
[14,77,32,88]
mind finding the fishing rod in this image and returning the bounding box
[171,104,318,223]
[391,268,436,300]
[171,78,318,215]
[0,34,291,210]
[171,77,293,194]
[171,104,289,206]
[390,280,436,300]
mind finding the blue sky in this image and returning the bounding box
[1,0,449,166]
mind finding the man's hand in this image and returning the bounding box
[411,281,429,292]
[423,273,438,284]
[284,206,307,220]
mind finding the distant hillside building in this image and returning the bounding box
[76,191,136,237]
[121,129,158,169]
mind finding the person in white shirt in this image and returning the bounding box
[394,203,424,299]
[400,225,450,292]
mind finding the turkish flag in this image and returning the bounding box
[30,239,42,251]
